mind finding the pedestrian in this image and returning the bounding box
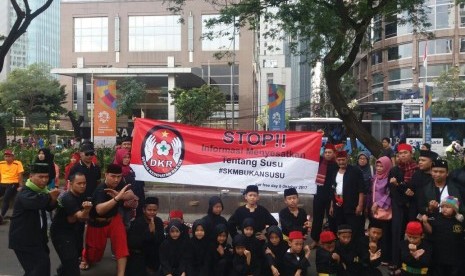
[381,137,396,165]
[241,218,265,275]
[281,231,311,276]
[126,196,165,276]
[357,151,373,194]
[279,187,311,237]
[399,221,432,276]
[84,164,132,276]
[189,219,212,276]
[35,148,56,189]
[311,143,338,248]
[389,143,418,273]
[421,196,464,276]
[64,152,80,190]
[315,230,340,276]
[359,220,384,276]
[159,220,191,276]
[8,163,60,276]
[228,184,278,240]
[334,224,362,275]
[264,225,288,276]
[230,234,252,276]
[201,195,228,243]
[328,150,366,241]
[210,224,233,276]
[0,149,24,223]
[50,172,92,276]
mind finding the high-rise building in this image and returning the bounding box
[354,1,465,121]
[53,0,255,131]
[0,0,60,81]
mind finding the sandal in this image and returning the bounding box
[79,261,89,270]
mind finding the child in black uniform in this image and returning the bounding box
[334,224,362,275]
[400,221,432,276]
[279,188,311,237]
[126,197,165,276]
[360,220,383,276]
[159,220,191,276]
[281,231,311,276]
[231,234,252,276]
[264,225,289,275]
[315,230,341,276]
[242,218,264,275]
[189,219,211,276]
[422,196,464,276]
[211,224,232,276]
[228,185,278,240]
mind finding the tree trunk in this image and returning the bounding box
[325,71,383,157]
[0,125,7,149]
[67,111,83,138]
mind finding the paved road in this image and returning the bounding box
[0,214,116,276]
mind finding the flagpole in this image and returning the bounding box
[422,41,428,143]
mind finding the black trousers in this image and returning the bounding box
[14,246,50,276]
[0,183,18,217]
[328,206,365,242]
[51,233,80,276]
[391,203,408,267]
[311,192,331,242]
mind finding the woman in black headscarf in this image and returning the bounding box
[189,219,212,276]
[35,148,56,189]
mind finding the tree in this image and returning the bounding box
[168,0,435,155]
[116,77,147,117]
[434,67,465,119]
[169,84,226,126]
[0,0,54,73]
[0,63,67,136]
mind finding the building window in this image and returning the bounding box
[460,4,465,27]
[200,64,239,103]
[202,15,240,51]
[384,13,397,38]
[460,38,465,52]
[372,72,384,89]
[371,50,383,65]
[418,38,452,58]
[128,16,181,51]
[372,14,382,42]
[388,43,412,61]
[388,68,413,85]
[74,17,108,52]
[426,0,454,30]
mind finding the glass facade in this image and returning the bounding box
[371,50,383,65]
[388,43,412,61]
[426,0,455,30]
[128,16,181,51]
[201,64,239,103]
[74,17,108,52]
[202,15,240,51]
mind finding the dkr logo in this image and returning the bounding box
[141,125,184,178]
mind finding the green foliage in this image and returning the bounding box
[433,67,465,119]
[0,63,67,128]
[116,78,146,117]
[169,85,226,126]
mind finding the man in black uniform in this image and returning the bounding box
[9,163,60,276]
[51,172,92,276]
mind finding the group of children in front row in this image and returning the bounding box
[127,184,464,276]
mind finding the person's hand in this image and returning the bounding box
[369,249,381,261]
[265,247,273,256]
[421,215,429,224]
[271,265,280,276]
[49,188,60,201]
[369,242,377,253]
[256,232,267,241]
[332,252,340,262]
[82,201,93,211]
[294,269,302,276]
[390,177,398,185]
[149,217,155,233]
[329,205,334,217]
[405,188,414,197]
[356,205,363,216]
[217,244,224,255]
[371,203,378,214]
[304,220,311,229]
[412,249,425,259]
[244,249,251,257]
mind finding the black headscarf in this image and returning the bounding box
[190,219,211,269]
[35,148,56,182]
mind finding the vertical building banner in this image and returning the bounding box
[424,85,432,144]
[268,84,286,131]
[93,79,117,146]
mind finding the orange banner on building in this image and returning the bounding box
[93,79,117,146]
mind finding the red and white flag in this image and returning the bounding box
[130,118,322,194]
[423,40,428,68]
